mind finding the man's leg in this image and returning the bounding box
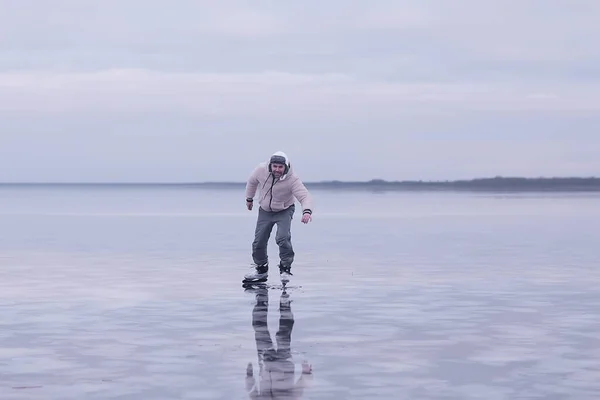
[275,204,295,270]
[244,208,275,282]
[252,208,275,266]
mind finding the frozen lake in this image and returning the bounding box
[1,186,599,399]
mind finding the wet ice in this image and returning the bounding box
[2,188,600,399]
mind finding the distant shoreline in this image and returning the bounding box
[1,177,600,192]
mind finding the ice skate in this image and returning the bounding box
[242,263,269,284]
[279,263,293,286]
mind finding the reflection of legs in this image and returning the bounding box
[275,292,294,359]
[247,289,271,396]
[275,205,295,268]
[252,289,273,355]
[252,208,275,266]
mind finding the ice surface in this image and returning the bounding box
[1,187,600,399]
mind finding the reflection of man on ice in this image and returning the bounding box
[245,287,313,399]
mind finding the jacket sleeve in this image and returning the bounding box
[291,177,313,214]
[245,166,261,200]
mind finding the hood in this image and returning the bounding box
[268,151,292,180]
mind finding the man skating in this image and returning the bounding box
[243,151,313,284]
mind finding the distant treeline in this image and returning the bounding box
[301,177,600,192]
[194,177,600,191]
[2,177,600,192]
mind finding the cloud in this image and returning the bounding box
[1,68,598,120]
[0,0,599,181]
[2,0,598,73]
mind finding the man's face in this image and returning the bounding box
[271,163,285,177]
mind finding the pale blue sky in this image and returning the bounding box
[1,0,598,182]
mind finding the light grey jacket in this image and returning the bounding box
[245,152,313,214]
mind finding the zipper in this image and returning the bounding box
[260,173,277,211]
[268,175,275,211]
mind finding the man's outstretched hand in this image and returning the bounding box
[301,212,312,224]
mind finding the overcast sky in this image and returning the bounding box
[1,0,598,182]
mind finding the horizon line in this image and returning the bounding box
[1,176,599,185]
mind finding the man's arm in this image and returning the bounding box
[291,178,313,215]
[245,166,261,200]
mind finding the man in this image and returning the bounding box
[243,151,313,284]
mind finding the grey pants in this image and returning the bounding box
[252,204,295,267]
